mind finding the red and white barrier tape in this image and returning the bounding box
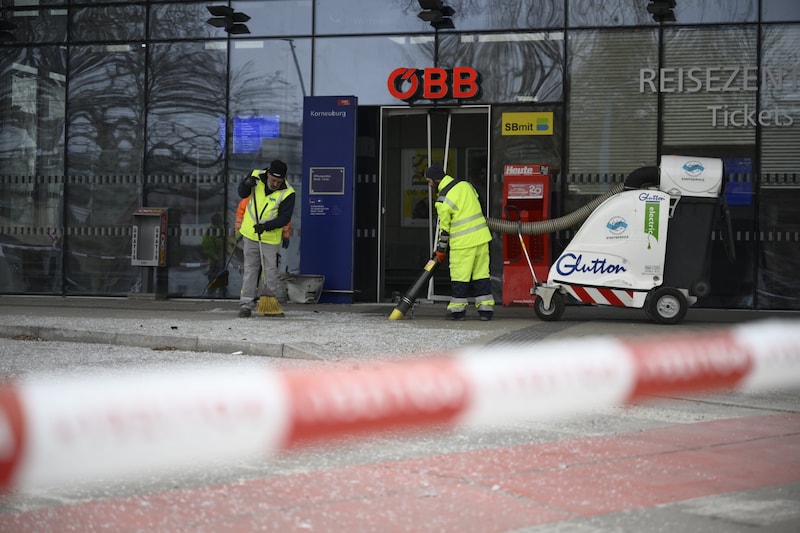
[1,320,798,491]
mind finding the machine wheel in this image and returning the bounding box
[646,287,688,325]
[534,291,565,322]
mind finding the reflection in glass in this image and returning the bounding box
[231,0,312,37]
[150,3,218,40]
[315,0,561,34]
[70,5,146,42]
[569,0,651,27]
[569,0,756,27]
[0,176,64,293]
[145,41,228,296]
[315,32,562,106]
[762,0,800,21]
[0,6,67,43]
[450,32,563,103]
[229,39,308,169]
[568,29,658,173]
[760,25,800,173]
[65,44,144,295]
[64,175,140,295]
[758,25,800,310]
[68,44,145,176]
[662,26,756,148]
[0,46,66,293]
[146,41,226,177]
[229,38,309,275]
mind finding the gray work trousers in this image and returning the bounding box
[239,236,279,309]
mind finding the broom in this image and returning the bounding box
[255,238,284,316]
[252,190,284,317]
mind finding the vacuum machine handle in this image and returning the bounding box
[504,204,521,222]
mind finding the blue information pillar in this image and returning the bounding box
[300,96,358,303]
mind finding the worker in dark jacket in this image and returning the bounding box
[237,159,295,317]
[426,162,494,321]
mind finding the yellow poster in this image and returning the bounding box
[401,149,457,227]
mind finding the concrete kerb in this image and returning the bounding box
[0,324,325,360]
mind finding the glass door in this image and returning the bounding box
[379,105,490,302]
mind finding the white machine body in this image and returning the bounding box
[548,189,670,293]
[543,155,724,310]
[659,155,724,198]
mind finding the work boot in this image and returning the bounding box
[238,307,251,318]
[448,311,466,321]
[479,310,493,321]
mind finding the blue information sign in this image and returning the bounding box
[300,96,358,303]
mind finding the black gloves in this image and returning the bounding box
[254,222,268,235]
[281,238,290,249]
[244,175,257,188]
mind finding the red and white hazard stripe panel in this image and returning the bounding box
[564,284,646,308]
[0,320,798,491]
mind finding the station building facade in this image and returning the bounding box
[1,0,798,310]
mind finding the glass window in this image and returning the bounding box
[228,38,308,173]
[0,176,64,294]
[315,0,562,35]
[567,29,658,173]
[232,0,312,37]
[314,35,432,105]
[64,44,144,296]
[228,37,308,275]
[672,0,756,24]
[145,41,228,296]
[150,3,219,40]
[661,26,757,148]
[64,175,140,295]
[315,0,435,35]
[760,25,800,173]
[314,32,562,106]
[67,0,131,4]
[757,24,800,310]
[70,5,146,43]
[455,31,564,103]
[569,0,756,27]
[569,0,650,27]
[67,44,144,176]
[0,46,66,294]
[763,0,800,22]
[1,0,65,5]
[659,26,758,309]
[0,6,67,43]
[146,41,226,178]
[1,46,66,176]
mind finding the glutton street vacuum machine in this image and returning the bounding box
[529,155,732,325]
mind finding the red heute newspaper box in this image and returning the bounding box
[501,164,550,306]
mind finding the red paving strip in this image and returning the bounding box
[2,413,799,532]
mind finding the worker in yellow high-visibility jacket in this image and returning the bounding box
[425,162,495,321]
[236,159,295,318]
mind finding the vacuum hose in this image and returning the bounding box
[388,254,441,320]
[486,182,625,235]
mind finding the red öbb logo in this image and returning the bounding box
[387,67,482,103]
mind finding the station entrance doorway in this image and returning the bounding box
[379,105,490,302]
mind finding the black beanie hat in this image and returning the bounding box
[266,159,287,179]
[425,163,445,181]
